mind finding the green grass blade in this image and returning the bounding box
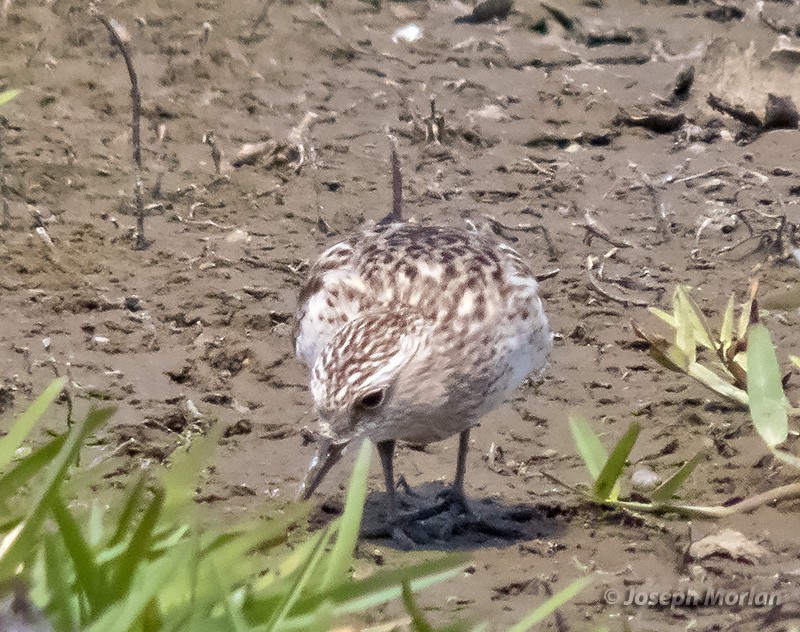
[0,434,66,513]
[281,567,463,631]
[0,89,19,107]
[88,500,104,548]
[320,439,372,592]
[263,526,334,631]
[738,288,755,339]
[213,565,249,632]
[747,324,788,448]
[674,288,696,366]
[111,488,165,601]
[0,378,65,471]
[686,363,748,406]
[108,474,147,547]
[306,598,334,632]
[251,529,326,595]
[506,575,592,632]
[50,495,106,614]
[568,413,607,481]
[649,452,704,503]
[44,534,80,632]
[292,553,467,615]
[682,290,715,350]
[0,406,113,577]
[161,423,224,514]
[402,580,435,632]
[647,307,675,328]
[84,542,191,632]
[593,423,640,502]
[773,449,800,470]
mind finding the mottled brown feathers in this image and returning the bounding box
[294,221,551,446]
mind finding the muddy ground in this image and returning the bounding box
[1,0,800,629]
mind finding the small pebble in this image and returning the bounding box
[631,466,660,491]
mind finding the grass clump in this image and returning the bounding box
[0,385,464,631]
[0,382,587,631]
[570,318,800,518]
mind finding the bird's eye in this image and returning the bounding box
[358,390,385,410]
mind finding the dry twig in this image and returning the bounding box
[378,134,404,226]
[425,96,445,144]
[630,163,670,241]
[482,214,559,260]
[92,7,148,249]
[707,93,762,128]
[583,208,632,248]
[0,117,7,229]
[203,131,222,174]
[586,256,651,307]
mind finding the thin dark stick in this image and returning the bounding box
[707,92,762,128]
[378,134,403,225]
[0,117,7,229]
[389,134,402,222]
[92,8,149,249]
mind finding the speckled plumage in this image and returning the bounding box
[295,221,551,504]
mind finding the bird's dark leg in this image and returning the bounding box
[376,439,418,548]
[377,440,397,522]
[448,428,472,514]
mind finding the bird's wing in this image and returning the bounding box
[293,241,367,369]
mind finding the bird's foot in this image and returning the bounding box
[396,475,420,498]
[362,488,524,547]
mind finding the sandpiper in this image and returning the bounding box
[294,151,551,542]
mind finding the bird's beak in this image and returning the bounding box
[298,437,348,500]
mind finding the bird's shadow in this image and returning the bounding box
[359,482,571,551]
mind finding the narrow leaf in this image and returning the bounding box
[674,288,696,366]
[320,439,372,592]
[50,495,106,613]
[161,423,224,514]
[737,282,757,340]
[507,576,592,632]
[0,406,112,576]
[0,435,66,513]
[686,363,748,406]
[83,542,190,632]
[747,324,788,448]
[593,424,640,502]
[649,452,705,503]
[263,526,333,632]
[43,534,80,632]
[647,307,675,328]
[719,294,735,352]
[682,290,715,350]
[402,580,435,632]
[568,413,607,481]
[108,474,146,547]
[111,488,165,601]
[292,553,467,615]
[280,567,463,631]
[0,89,19,107]
[0,378,65,471]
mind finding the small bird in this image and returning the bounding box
[294,150,551,541]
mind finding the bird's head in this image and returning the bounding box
[299,309,428,499]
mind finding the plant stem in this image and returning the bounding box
[92,8,148,249]
[609,480,800,518]
[0,117,7,229]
